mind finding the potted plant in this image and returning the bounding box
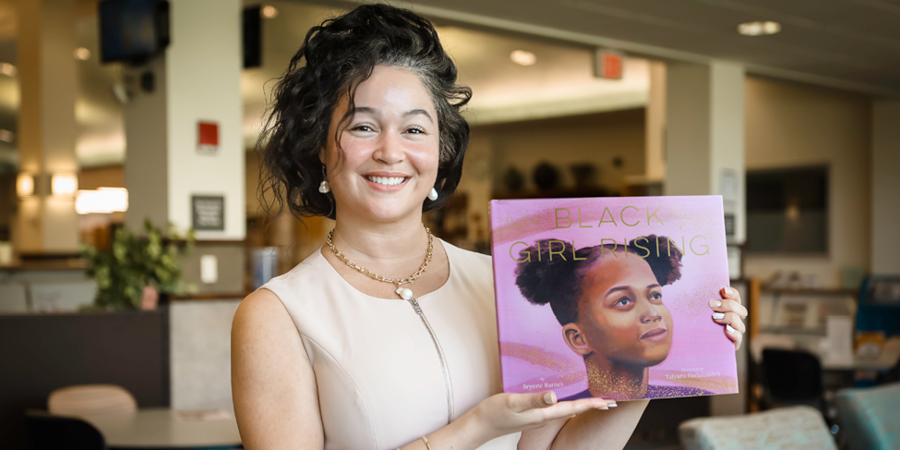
[79,219,196,310]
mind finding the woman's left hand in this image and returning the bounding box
[711,287,748,351]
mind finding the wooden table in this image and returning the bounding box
[79,407,242,449]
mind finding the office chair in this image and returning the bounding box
[761,348,827,414]
[25,410,107,450]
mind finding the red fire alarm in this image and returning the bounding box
[593,50,624,80]
[198,121,219,155]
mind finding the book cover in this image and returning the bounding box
[489,195,738,401]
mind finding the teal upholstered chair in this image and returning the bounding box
[835,382,900,450]
[679,405,836,450]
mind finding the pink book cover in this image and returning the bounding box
[489,195,738,401]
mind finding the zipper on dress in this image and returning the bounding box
[407,297,454,424]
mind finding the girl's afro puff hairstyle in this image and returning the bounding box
[515,236,683,326]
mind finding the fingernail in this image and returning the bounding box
[602,398,617,408]
[725,287,733,295]
[709,300,722,308]
[713,312,725,320]
[544,392,556,404]
[726,324,737,334]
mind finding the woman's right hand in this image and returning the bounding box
[469,391,613,441]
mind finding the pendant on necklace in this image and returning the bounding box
[395,286,414,300]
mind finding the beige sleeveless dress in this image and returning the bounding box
[262,239,521,450]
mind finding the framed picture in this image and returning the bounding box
[192,195,225,231]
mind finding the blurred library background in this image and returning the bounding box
[1,0,899,449]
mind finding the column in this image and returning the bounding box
[872,101,900,274]
[16,0,79,252]
[645,60,666,182]
[665,61,746,245]
[665,61,746,417]
[124,0,245,240]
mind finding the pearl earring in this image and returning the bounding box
[319,166,330,194]
[428,187,439,201]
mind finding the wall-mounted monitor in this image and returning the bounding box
[746,165,828,254]
[99,0,170,64]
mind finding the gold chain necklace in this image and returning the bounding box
[325,226,434,300]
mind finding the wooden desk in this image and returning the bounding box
[80,407,242,449]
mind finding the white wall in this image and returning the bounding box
[166,0,245,240]
[744,77,872,287]
[872,101,900,274]
[170,300,242,411]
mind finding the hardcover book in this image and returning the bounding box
[489,196,738,401]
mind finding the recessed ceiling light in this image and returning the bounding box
[261,5,278,19]
[510,50,536,66]
[0,62,16,76]
[74,47,91,60]
[738,21,781,36]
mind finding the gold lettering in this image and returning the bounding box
[690,235,709,255]
[647,205,663,225]
[510,241,530,262]
[537,241,541,262]
[598,207,618,227]
[624,238,628,258]
[572,240,587,260]
[578,208,592,228]
[655,236,660,257]
[621,206,639,227]
[667,237,685,256]
[555,208,572,228]
[549,240,567,261]
[633,237,650,258]
[600,238,618,259]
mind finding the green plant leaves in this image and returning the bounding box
[78,219,196,310]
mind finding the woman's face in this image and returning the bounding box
[321,65,440,224]
[575,252,674,367]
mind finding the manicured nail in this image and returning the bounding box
[607,403,618,408]
[713,312,725,320]
[544,392,556,404]
[710,300,722,308]
[725,287,733,295]
[726,324,737,334]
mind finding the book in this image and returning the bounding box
[489,195,738,401]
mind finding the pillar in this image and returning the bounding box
[665,61,747,417]
[665,61,746,245]
[124,0,245,240]
[16,0,79,252]
[645,60,666,182]
[872,101,900,274]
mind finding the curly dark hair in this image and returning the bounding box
[257,4,473,220]
[515,235,683,326]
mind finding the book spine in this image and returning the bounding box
[488,200,510,392]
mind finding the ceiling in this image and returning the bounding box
[351,0,900,95]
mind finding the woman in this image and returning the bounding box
[516,237,721,401]
[231,4,747,450]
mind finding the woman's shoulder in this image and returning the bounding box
[442,239,492,271]
[258,247,327,298]
[442,239,494,288]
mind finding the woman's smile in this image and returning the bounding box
[363,171,412,192]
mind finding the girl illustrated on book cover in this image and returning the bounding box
[515,237,711,401]
[490,196,739,402]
